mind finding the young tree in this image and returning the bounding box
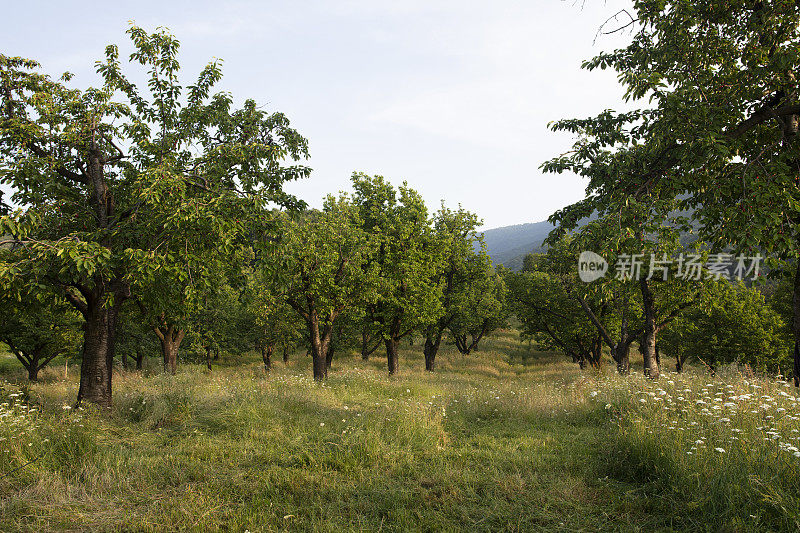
[267,196,379,380]
[421,205,488,371]
[351,173,444,374]
[507,254,607,369]
[448,265,508,356]
[0,26,309,406]
[247,283,301,372]
[0,289,81,380]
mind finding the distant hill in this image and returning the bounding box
[481,207,694,270]
[480,220,554,271]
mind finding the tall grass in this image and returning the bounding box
[584,367,800,531]
[0,332,798,531]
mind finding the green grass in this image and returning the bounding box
[0,331,798,531]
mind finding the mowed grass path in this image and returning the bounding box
[0,332,739,531]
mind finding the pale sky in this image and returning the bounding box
[1,0,635,229]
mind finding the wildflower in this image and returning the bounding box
[715,448,726,453]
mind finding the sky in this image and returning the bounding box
[1,0,635,230]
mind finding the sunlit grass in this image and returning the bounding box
[583,367,800,531]
[1,333,798,531]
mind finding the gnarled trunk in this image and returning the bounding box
[154,322,185,375]
[453,321,488,355]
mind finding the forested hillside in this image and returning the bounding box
[479,220,552,270]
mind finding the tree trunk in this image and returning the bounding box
[206,346,213,371]
[470,334,481,352]
[27,355,40,381]
[592,337,603,369]
[7,341,43,382]
[360,328,381,361]
[76,301,119,409]
[614,342,630,374]
[453,333,470,355]
[639,278,660,379]
[361,328,371,361]
[135,348,144,370]
[423,326,444,372]
[72,148,126,408]
[154,323,185,375]
[283,345,289,364]
[162,337,179,374]
[325,342,334,370]
[386,317,401,375]
[307,314,330,381]
[386,337,399,375]
[469,322,489,353]
[261,345,273,372]
[609,297,632,374]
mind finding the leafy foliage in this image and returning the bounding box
[660,281,791,372]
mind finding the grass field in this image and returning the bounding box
[1,331,799,532]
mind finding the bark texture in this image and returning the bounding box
[639,278,660,379]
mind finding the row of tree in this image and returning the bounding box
[524,0,800,385]
[507,234,794,378]
[0,26,507,407]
